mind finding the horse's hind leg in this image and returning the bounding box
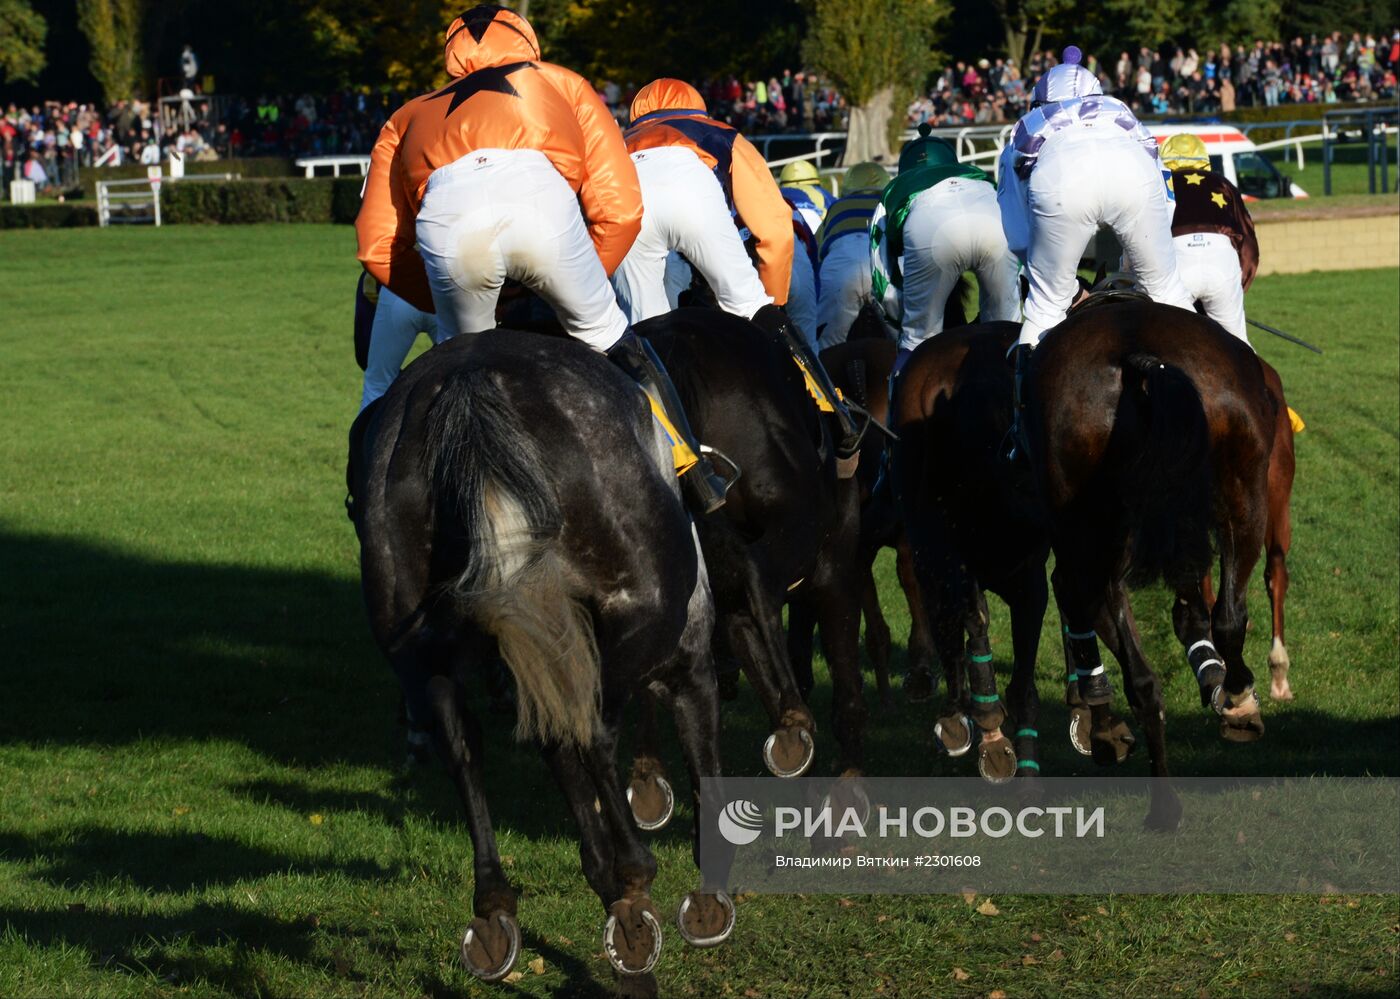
[725,606,817,778]
[626,691,676,832]
[668,650,738,950]
[578,715,666,988]
[1264,423,1296,701]
[859,549,894,708]
[425,674,522,982]
[1212,473,1268,741]
[1095,582,1181,830]
[1004,566,1049,783]
[896,534,938,702]
[965,583,1017,784]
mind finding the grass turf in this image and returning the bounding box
[0,225,1396,997]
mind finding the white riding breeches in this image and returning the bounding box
[415,148,629,352]
[613,146,772,323]
[1018,129,1194,347]
[787,245,819,349]
[360,285,441,411]
[1173,231,1250,344]
[899,178,1021,352]
[816,233,873,350]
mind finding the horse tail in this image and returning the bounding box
[424,368,600,747]
[1118,353,1214,588]
[943,274,972,332]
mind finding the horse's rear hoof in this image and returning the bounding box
[677,890,736,948]
[903,668,935,704]
[605,897,663,975]
[935,713,974,757]
[764,726,815,778]
[1212,685,1264,741]
[627,773,675,831]
[459,911,520,981]
[976,730,1017,784]
[1144,790,1183,832]
[1068,707,1093,756]
[1090,716,1135,765]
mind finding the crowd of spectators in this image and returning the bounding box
[3,27,1395,197]
[904,30,1400,128]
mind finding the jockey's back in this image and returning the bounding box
[356,6,640,306]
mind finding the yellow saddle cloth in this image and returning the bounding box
[644,392,700,475]
[790,353,840,414]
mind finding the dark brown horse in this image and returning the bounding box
[892,321,1052,783]
[1026,300,1276,829]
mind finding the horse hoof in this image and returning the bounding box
[763,726,815,778]
[976,731,1017,784]
[604,898,663,975]
[459,911,521,981]
[1090,716,1136,766]
[1144,791,1184,832]
[821,774,872,829]
[904,668,935,704]
[1213,686,1264,741]
[1068,707,1093,756]
[627,774,675,831]
[935,714,974,757]
[677,890,736,948]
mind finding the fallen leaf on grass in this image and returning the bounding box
[953,967,971,981]
[1096,906,1109,916]
[1284,932,1297,942]
[1022,955,1038,966]
[504,971,524,984]
[976,899,1000,916]
[1029,932,1042,943]
[556,935,574,947]
[172,806,190,817]
[989,990,1008,999]
[529,957,545,974]
[961,890,978,905]
[309,813,324,826]
[1049,949,1065,961]
[837,898,854,908]
[744,989,761,998]
[1235,830,1246,845]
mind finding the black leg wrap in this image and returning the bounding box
[967,652,1002,722]
[1067,631,1113,706]
[1186,638,1226,705]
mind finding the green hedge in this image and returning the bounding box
[78,156,296,198]
[160,177,362,224]
[0,203,101,229]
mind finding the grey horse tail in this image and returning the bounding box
[425,367,600,747]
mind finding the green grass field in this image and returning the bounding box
[1,226,1396,998]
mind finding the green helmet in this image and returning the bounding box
[898,122,957,173]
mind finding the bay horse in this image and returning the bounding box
[1026,299,1276,830]
[348,331,736,993]
[892,321,1053,783]
[625,307,866,826]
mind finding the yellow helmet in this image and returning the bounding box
[1160,133,1211,173]
[779,159,821,186]
[842,161,891,192]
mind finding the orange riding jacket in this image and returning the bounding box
[624,79,793,305]
[355,8,642,312]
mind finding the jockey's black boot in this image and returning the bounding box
[606,330,737,515]
[752,304,864,458]
[1004,343,1034,463]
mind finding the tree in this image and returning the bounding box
[77,0,146,102]
[0,0,47,84]
[987,0,1073,69]
[804,0,948,165]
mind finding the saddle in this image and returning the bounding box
[1067,273,1152,317]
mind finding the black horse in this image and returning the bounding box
[625,307,867,825]
[892,321,1054,783]
[1026,299,1276,830]
[348,331,736,993]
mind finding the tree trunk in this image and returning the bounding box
[841,85,895,166]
